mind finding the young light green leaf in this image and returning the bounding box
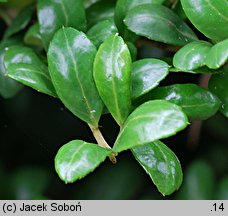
[124,4,198,46]
[146,84,221,120]
[0,38,23,98]
[4,46,56,97]
[173,41,212,71]
[113,100,188,153]
[114,0,164,41]
[4,5,33,38]
[87,20,118,47]
[24,23,43,47]
[209,68,228,117]
[131,58,169,100]
[86,0,116,28]
[55,140,111,183]
[205,39,228,69]
[37,0,86,49]
[93,35,132,126]
[180,0,228,42]
[48,27,103,127]
[132,140,183,196]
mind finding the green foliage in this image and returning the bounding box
[0,0,227,197]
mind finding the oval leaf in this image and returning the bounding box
[173,41,212,71]
[86,0,116,28]
[38,0,86,49]
[131,58,169,100]
[124,4,198,46]
[209,68,228,117]
[4,5,33,38]
[4,46,56,97]
[132,140,183,196]
[113,100,188,153]
[114,0,164,41]
[181,0,228,42]
[0,38,23,98]
[87,20,118,47]
[48,27,103,127]
[147,84,221,120]
[205,39,228,69]
[24,23,43,47]
[55,140,111,183]
[93,35,132,126]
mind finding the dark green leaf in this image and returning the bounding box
[209,68,228,117]
[4,5,33,38]
[24,23,43,47]
[132,140,183,196]
[37,0,86,49]
[131,58,169,100]
[124,4,198,46]
[48,27,103,127]
[216,176,228,200]
[0,38,23,98]
[126,41,137,61]
[86,0,116,28]
[205,39,228,69]
[173,41,212,71]
[113,100,188,153]
[180,0,228,42]
[55,140,111,183]
[176,160,215,199]
[93,35,132,126]
[114,0,164,41]
[147,84,221,120]
[4,46,56,97]
[87,20,118,47]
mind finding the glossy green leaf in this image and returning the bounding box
[173,41,212,71]
[180,0,228,42]
[124,4,198,46]
[55,140,111,183]
[93,35,132,126]
[205,39,228,69]
[216,176,228,200]
[146,84,221,120]
[209,68,228,117]
[131,58,169,100]
[3,5,33,38]
[48,27,103,127]
[4,46,57,97]
[24,23,43,47]
[113,100,188,153]
[0,38,23,98]
[87,20,118,47]
[132,140,183,196]
[114,0,164,41]
[37,0,86,49]
[86,0,116,28]
[169,66,222,74]
[176,160,215,199]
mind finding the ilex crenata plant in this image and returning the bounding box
[0,0,227,196]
